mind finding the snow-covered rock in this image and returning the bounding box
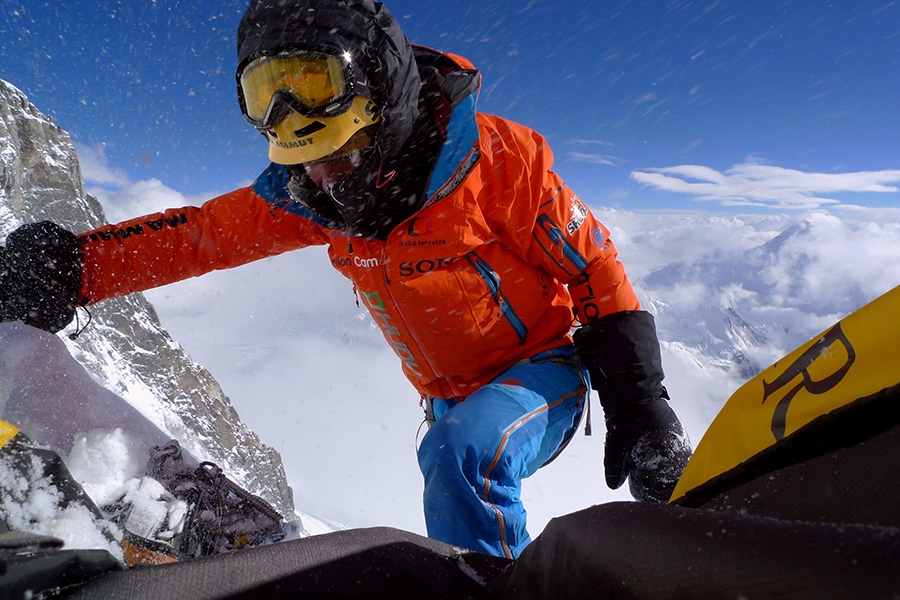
[0,79,297,523]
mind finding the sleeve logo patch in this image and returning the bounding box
[591,227,611,250]
[566,196,588,235]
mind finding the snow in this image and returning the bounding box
[110,476,188,541]
[0,332,334,563]
[0,323,320,561]
[0,434,125,562]
[0,417,192,563]
[67,428,146,505]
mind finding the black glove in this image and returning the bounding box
[0,221,82,333]
[574,310,692,503]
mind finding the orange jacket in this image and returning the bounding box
[77,55,639,399]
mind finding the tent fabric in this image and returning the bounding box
[674,381,900,508]
[12,422,900,599]
[704,419,900,528]
[0,548,123,599]
[64,527,510,599]
[489,501,900,600]
[490,420,900,599]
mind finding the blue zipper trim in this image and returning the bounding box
[535,214,589,275]
[426,93,480,201]
[251,163,333,227]
[466,252,528,344]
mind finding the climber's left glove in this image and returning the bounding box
[0,221,82,333]
[574,310,692,503]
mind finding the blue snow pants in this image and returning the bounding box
[417,345,588,558]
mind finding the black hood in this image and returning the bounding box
[237,0,421,160]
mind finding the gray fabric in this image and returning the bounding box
[67,527,508,599]
[490,501,900,600]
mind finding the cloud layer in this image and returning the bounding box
[631,162,900,209]
[74,143,131,188]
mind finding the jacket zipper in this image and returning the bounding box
[465,252,528,345]
[535,214,589,276]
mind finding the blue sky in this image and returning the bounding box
[2,0,899,212]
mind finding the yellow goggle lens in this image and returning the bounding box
[240,54,347,120]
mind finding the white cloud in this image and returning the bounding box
[568,139,620,166]
[75,145,223,224]
[568,151,619,166]
[634,92,657,105]
[87,178,219,223]
[631,162,900,209]
[74,143,132,188]
[570,139,614,147]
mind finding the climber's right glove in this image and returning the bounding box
[0,221,82,333]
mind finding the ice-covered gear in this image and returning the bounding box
[626,423,692,502]
[76,48,639,400]
[237,49,382,164]
[0,220,82,333]
[105,440,286,565]
[573,310,692,503]
[418,346,587,558]
[237,0,421,164]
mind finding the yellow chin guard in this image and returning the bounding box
[265,95,381,165]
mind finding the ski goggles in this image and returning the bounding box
[238,51,355,129]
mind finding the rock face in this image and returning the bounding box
[0,79,295,518]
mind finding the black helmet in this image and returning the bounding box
[236,0,421,161]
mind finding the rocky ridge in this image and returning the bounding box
[0,79,296,520]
